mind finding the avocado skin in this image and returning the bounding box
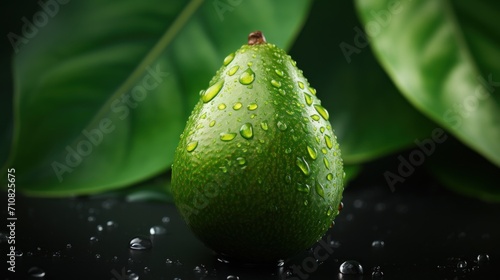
[171,41,344,262]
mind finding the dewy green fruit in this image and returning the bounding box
[171,31,344,262]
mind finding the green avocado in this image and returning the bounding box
[171,31,344,262]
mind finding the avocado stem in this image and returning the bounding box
[248,31,266,45]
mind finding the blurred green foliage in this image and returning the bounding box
[1,0,499,201]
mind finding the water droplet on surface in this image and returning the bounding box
[223,53,235,66]
[66,243,72,249]
[298,81,305,89]
[296,157,310,176]
[340,260,364,275]
[304,200,309,206]
[321,148,327,154]
[311,114,320,121]
[239,68,255,85]
[128,272,139,280]
[228,65,239,76]
[209,120,216,127]
[327,173,333,181]
[296,183,311,194]
[166,258,173,264]
[150,226,167,235]
[95,253,101,259]
[162,216,170,223]
[320,127,325,133]
[239,123,253,139]
[314,104,329,120]
[186,141,198,152]
[304,94,313,106]
[457,260,467,269]
[129,236,152,250]
[259,121,268,131]
[227,275,240,280]
[28,267,45,278]
[218,103,226,110]
[247,103,258,111]
[233,102,243,110]
[220,132,237,141]
[274,69,284,77]
[325,135,333,149]
[308,87,317,95]
[285,148,292,154]
[202,80,224,103]
[87,216,96,222]
[315,181,325,198]
[307,146,317,160]
[371,240,385,248]
[372,266,384,279]
[477,254,490,264]
[90,236,99,243]
[271,79,281,88]
[277,121,288,131]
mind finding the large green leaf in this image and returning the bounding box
[5,0,311,195]
[426,136,500,202]
[289,0,436,164]
[356,0,500,166]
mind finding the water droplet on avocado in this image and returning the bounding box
[307,146,317,160]
[202,80,224,103]
[129,236,152,250]
[284,148,292,154]
[320,127,325,133]
[228,65,239,76]
[277,121,287,131]
[239,123,253,139]
[239,68,255,85]
[304,200,309,206]
[323,157,330,169]
[218,103,226,110]
[311,114,320,121]
[321,148,327,154]
[271,79,281,88]
[308,87,317,95]
[296,157,310,176]
[247,103,258,111]
[304,94,313,106]
[220,132,237,141]
[296,183,310,194]
[325,135,333,149]
[223,53,235,66]
[326,206,333,216]
[260,121,269,131]
[314,105,329,120]
[186,141,198,152]
[327,173,333,181]
[275,69,284,77]
[209,120,216,127]
[315,181,325,198]
[233,102,243,110]
[298,81,305,89]
[236,157,246,165]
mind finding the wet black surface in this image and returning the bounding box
[1,175,499,280]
